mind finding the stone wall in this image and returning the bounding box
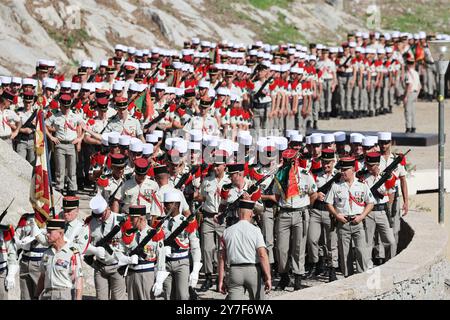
[275,211,449,300]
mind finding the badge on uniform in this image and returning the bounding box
[55,259,69,268]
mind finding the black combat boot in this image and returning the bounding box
[411,127,416,133]
[275,273,291,291]
[200,274,213,292]
[316,256,325,275]
[294,274,302,291]
[328,268,338,282]
[305,263,317,279]
[313,121,318,130]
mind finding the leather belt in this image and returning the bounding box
[313,201,328,211]
[373,203,387,211]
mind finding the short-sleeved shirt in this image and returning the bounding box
[150,183,189,217]
[115,176,159,214]
[47,110,82,141]
[40,242,83,289]
[272,169,318,208]
[317,59,336,80]
[105,114,143,137]
[221,220,266,265]
[362,173,394,205]
[325,179,375,216]
[379,153,407,189]
[201,174,231,214]
[0,108,19,138]
[405,68,421,92]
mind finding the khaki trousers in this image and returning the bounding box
[227,265,265,300]
[163,259,190,300]
[94,263,126,300]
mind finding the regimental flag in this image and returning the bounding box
[129,89,154,121]
[274,161,300,200]
[30,109,52,227]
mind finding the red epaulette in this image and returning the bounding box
[18,215,28,228]
[151,226,165,242]
[2,225,14,241]
[97,175,109,188]
[185,217,198,234]
[121,218,135,245]
[384,173,397,190]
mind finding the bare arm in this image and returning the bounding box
[400,176,408,215]
[218,242,227,295]
[257,247,272,292]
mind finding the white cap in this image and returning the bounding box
[81,82,95,92]
[22,78,37,86]
[113,81,125,91]
[377,48,386,55]
[119,135,131,146]
[153,130,164,139]
[60,81,72,89]
[217,87,230,96]
[12,77,22,84]
[174,140,188,154]
[321,133,335,144]
[165,138,175,150]
[175,88,185,96]
[130,138,143,153]
[310,134,323,145]
[44,78,58,90]
[305,136,312,145]
[419,31,427,39]
[350,133,364,144]
[378,131,392,141]
[199,80,210,88]
[154,82,167,90]
[163,192,181,202]
[238,134,253,146]
[145,134,158,143]
[349,41,357,48]
[108,132,120,145]
[71,82,81,91]
[334,131,346,143]
[290,133,303,143]
[362,136,375,147]
[275,137,288,151]
[385,47,393,53]
[142,143,154,156]
[89,193,108,215]
[188,142,201,151]
[101,133,109,146]
[285,130,298,139]
[189,129,203,142]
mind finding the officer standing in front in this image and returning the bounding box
[218,200,271,300]
[325,157,375,277]
[35,219,83,300]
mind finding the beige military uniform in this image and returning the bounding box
[162,214,201,300]
[308,170,339,269]
[63,218,90,255]
[221,220,267,300]
[85,213,127,300]
[325,178,375,277]
[0,231,18,300]
[39,242,83,300]
[47,110,83,192]
[16,109,36,163]
[362,173,397,265]
[184,115,220,136]
[273,169,317,276]
[99,176,123,205]
[115,176,159,215]
[200,173,230,274]
[105,114,143,137]
[14,216,48,300]
[150,183,189,218]
[124,224,165,300]
[0,108,19,146]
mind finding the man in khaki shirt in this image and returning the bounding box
[403,58,421,133]
[46,94,84,195]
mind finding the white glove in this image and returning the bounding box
[189,262,203,288]
[116,252,139,266]
[5,264,18,291]
[94,246,106,260]
[15,236,36,250]
[30,219,42,237]
[163,246,172,257]
[152,271,170,297]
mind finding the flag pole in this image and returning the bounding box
[40,110,56,218]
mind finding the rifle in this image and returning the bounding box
[318,172,342,195]
[249,63,261,81]
[108,180,124,205]
[148,61,162,81]
[143,102,170,130]
[216,175,271,226]
[174,163,208,190]
[338,55,353,69]
[214,80,224,91]
[19,109,37,132]
[253,76,274,101]
[370,150,411,200]
[84,217,127,267]
[0,198,14,224]
[117,213,172,276]
[99,114,118,135]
